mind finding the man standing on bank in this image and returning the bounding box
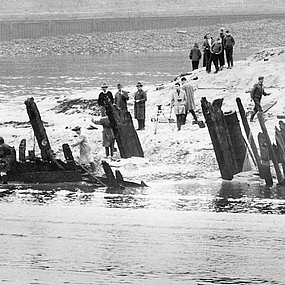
[98,83,114,116]
[181,77,198,124]
[171,82,187,131]
[250,76,271,122]
[223,30,235,69]
[114,83,129,115]
[134,82,147,130]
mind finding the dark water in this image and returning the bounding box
[1,50,285,284]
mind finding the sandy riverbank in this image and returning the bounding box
[1,46,285,185]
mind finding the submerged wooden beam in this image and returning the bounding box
[258,132,273,186]
[236,98,263,175]
[257,112,283,183]
[201,97,240,180]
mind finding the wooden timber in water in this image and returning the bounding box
[201,97,247,180]
[105,102,144,159]
[5,98,146,190]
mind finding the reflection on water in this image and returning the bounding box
[1,179,285,214]
[1,180,285,284]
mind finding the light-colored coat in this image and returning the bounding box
[181,82,196,111]
[171,89,187,115]
[72,133,93,164]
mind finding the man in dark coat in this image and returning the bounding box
[134,82,147,130]
[223,30,235,69]
[209,38,222,73]
[250,76,271,122]
[202,33,213,73]
[98,83,114,116]
[218,27,226,70]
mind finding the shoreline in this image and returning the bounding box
[0,18,285,57]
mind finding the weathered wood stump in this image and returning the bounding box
[201,97,246,180]
[105,102,144,159]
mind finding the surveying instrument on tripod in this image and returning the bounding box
[151,104,175,134]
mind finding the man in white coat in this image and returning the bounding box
[171,82,187,131]
[181,77,198,124]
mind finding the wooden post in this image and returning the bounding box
[258,132,273,186]
[201,97,238,180]
[224,110,247,173]
[257,112,283,183]
[25,97,53,161]
[105,102,144,159]
[275,126,285,177]
[236,98,263,174]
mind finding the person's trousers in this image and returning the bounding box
[137,119,145,130]
[182,110,197,124]
[225,47,234,67]
[176,114,184,130]
[192,61,199,70]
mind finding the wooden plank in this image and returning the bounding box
[224,110,247,173]
[258,132,273,186]
[257,112,283,183]
[19,139,26,162]
[105,102,144,159]
[236,98,263,175]
[201,97,238,180]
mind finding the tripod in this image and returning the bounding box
[151,105,175,134]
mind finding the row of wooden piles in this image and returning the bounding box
[201,97,285,186]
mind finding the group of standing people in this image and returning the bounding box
[71,81,147,167]
[188,27,235,73]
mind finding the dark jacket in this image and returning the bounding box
[211,42,222,55]
[251,82,269,102]
[98,91,114,107]
[114,90,129,112]
[189,47,202,62]
[223,34,235,49]
[134,89,147,120]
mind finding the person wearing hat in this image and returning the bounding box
[0,136,15,184]
[181,77,198,124]
[98,83,114,116]
[134,82,147,130]
[114,83,129,115]
[250,76,271,122]
[71,126,96,172]
[171,82,187,131]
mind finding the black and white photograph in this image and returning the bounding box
[0,1,285,284]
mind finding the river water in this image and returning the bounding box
[1,50,285,284]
